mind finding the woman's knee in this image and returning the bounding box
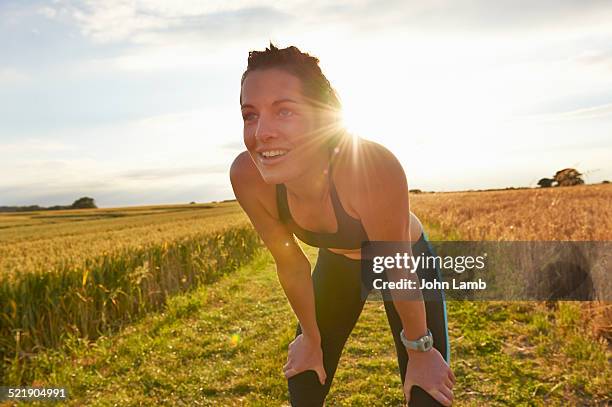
[409,385,445,407]
[288,370,329,407]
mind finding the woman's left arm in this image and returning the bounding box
[353,143,455,406]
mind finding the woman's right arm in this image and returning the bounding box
[229,152,321,344]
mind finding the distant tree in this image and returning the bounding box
[71,197,97,209]
[603,180,610,184]
[190,201,196,204]
[537,178,554,188]
[48,205,69,210]
[553,168,584,187]
[0,205,43,212]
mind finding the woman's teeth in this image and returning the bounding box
[261,150,287,157]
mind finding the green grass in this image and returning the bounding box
[1,225,261,385]
[15,243,611,406]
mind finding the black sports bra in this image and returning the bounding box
[275,163,369,249]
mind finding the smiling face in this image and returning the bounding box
[240,68,331,184]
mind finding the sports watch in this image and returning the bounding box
[400,329,434,352]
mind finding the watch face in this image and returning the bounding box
[421,331,434,351]
[400,329,434,351]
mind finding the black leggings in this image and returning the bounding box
[288,233,450,406]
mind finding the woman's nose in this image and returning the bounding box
[255,116,277,142]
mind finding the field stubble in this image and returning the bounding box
[412,183,612,340]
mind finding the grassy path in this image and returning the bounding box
[16,246,611,406]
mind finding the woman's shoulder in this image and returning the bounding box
[230,151,258,184]
[333,137,404,183]
[332,137,406,216]
[229,151,279,218]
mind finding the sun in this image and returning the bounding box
[338,86,410,145]
[339,100,372,139]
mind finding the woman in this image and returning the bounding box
[230,43,454,406]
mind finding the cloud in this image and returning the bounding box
[0,158,232,207]
[0,67,29,85]
[21,0,612,45]
[53,0,294,45]
[558,103,612,120]
[316,0,612,34]
[0,139,75,153]
[575,49,612,70]
[527,102,612,122]
[37,6,58,19]
[1,158,228,186]
[219,140,245,151]
[118,164,227,181]
[38,0,612,78]
[0,180,232,207]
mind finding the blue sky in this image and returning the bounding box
[1,0,611,207]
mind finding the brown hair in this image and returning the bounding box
[240,42,345,149]
[240,43,342,115]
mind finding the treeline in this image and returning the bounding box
[0,197,97,212]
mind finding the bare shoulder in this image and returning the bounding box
[229,151,306,266]
[229,151,279,219]
[230,151,259,188]
[333,138,407,203]
[334,138,403,176]
[358,139,404,176]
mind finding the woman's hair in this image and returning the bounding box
[240,43,346,150]
[240,42,342,117]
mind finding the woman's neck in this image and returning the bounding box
[283,155,332,204]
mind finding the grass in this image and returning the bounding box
[1,206,260,385]
[2,190,610,405]
[12,243,611,406]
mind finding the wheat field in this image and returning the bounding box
[0,202,261,384]
[0,202,249,279]
[411,183,612,241]
[412,183,612,340]
[1,185,610,387]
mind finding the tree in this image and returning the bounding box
[553,168,584,187]
[537,178,554,188]
[71,197,97,209]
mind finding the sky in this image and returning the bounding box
[1,0,611,207]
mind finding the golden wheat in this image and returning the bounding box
[2,185,610,384]
[0,202,262,384]
[412,184,612,241]
[0,202,248,278]
[412,184,612,340]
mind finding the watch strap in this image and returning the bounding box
[400,328,434,352]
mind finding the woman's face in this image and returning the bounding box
[240,68,329,184]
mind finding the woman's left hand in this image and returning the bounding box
[404,347,455,406]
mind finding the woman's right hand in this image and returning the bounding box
[283,333,327,385]
[404,347,455,406]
